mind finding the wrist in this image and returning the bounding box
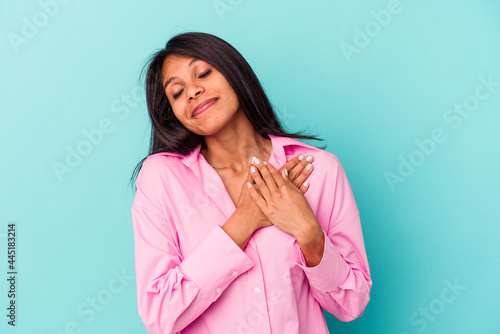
[295,219,323,245]
[296,225,325,267]
[233,209,259,234]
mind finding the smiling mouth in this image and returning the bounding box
[192,98,218,117]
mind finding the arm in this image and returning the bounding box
[295,155,372,321]
[132,206,255,333]
[132,164,255,333]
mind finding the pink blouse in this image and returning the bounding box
[131,134,372,333]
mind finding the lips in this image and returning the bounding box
[192,98,218,117]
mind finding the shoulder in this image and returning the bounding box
[279,138,351,196]
[137,154,178,183]
[134,153,186,207]
[134,153,189,212]
[280,137,342,170]
[144,151,185,167]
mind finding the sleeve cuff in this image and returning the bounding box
[295,229,350,293]
[179,224,254,300]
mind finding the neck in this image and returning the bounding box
[200,127,272,174]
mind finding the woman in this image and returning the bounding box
[130,32,372,334]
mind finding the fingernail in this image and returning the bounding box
[306,155,312,162]
[252,156,260,164]
[304,180,309,187]
[251,166,256,173]
[263,161,267,165]
[284,168,288,176]
[306,164,312,170]
[298,154,304,160]
[247,182,252,188]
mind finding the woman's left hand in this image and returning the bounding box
[246,159,320,242]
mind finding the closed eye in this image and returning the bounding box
[173,89,183,99]
[199,69,211,78]
[172,70,212,100]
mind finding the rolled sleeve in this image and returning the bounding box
[132,205,255,333]
[179,224,255,300]
[295,228,350,293]
[292,151,372,321]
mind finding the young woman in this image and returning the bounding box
[130,32,372,334]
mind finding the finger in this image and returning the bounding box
[265,162,288,189]
[278,165,309,195]
[281,154,311,181]
[244,170,261,196]
[246,181,268,211]
[253,157,280,195]
[299,179,310,195]
[279,154,302,176]
[289,154,314,181]
[250,158,272,200]
[292,158,314,189]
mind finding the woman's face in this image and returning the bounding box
[161,54,243,136]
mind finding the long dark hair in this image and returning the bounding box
[129,31,326,191]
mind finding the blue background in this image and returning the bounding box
[1,1,499,333]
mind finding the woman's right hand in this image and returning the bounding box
[278,154,315,194]
[236,154,315,232]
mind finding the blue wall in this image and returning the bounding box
[1,1,499,333]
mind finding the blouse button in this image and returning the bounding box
[233,271,238,276]
[216,288,222,293]
[254,287,261,293]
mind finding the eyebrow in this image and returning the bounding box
[163,57,200,90]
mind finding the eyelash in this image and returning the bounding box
[172,70,211,99]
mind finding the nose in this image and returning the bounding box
[188,84,203,101]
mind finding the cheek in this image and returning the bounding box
[169,99,184,114]
[170,105,185,121]
[222,86,239,105]
[229,93,240,109]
